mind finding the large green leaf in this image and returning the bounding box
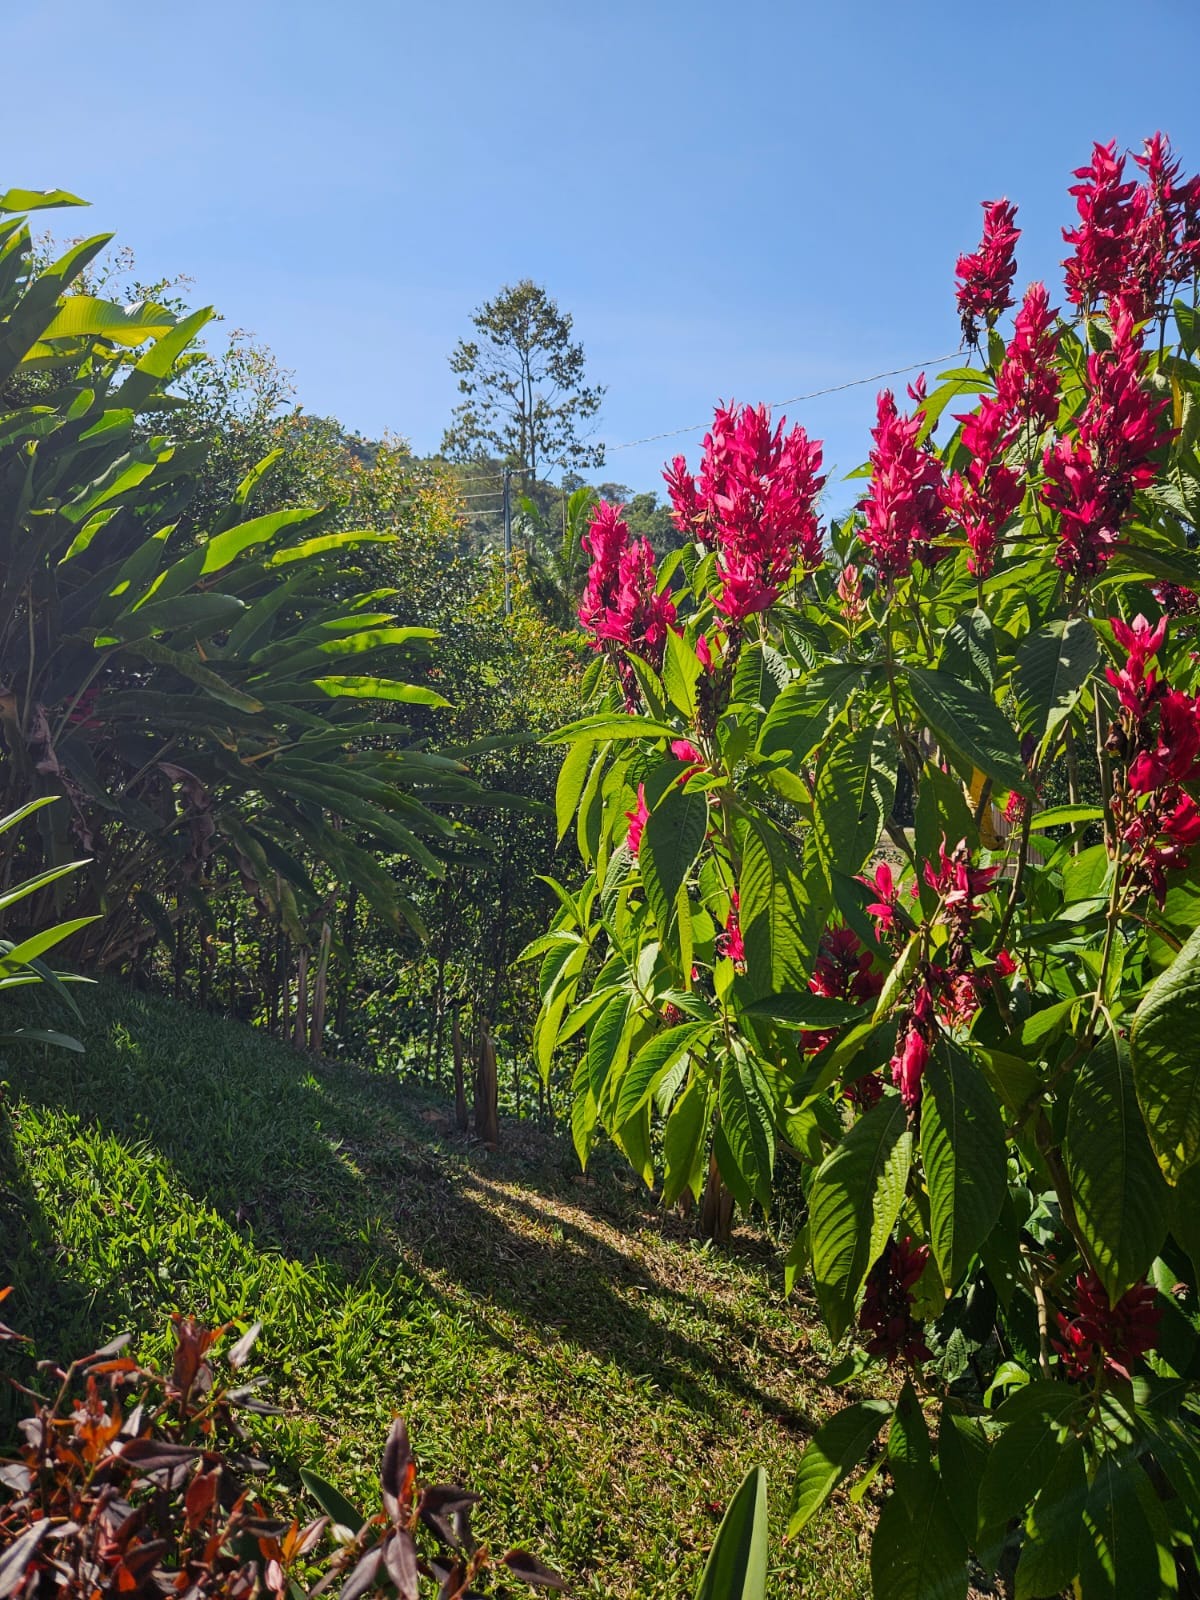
[36,295,177,347]
[640,782,708,944]
[869,1473,966,1600]
[1078,1453,1166,1600]
[813,724,896,876]
[614,1022,712,1127]
[977,1385,1081,1531]
[788,1400,892,1536]
[740,821,830,999]
[694,1466,769,1600]
[1131,922,1200,1181]
[1013,616,1100,751]
[1064,1033,1170,1301]
[1014,1435,1085,1600]
[906,667,1027,793]
[756,663,863,762]
[808,1092,912,1340]
[920,1038,1006,1291]
[717,1049,776,1212]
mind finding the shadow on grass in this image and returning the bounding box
[0,980,817,1438]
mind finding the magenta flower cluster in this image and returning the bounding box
[665,402,825,622]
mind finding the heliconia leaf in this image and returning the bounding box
[1131,922,1200,1181]
[111,592,246,640]
[1064,1032,1169,1302]
[36,295,177,347]
[787,1399,892,1536]
[199,508,321,573]
[813,724,896,877]
[906,667,1028,793]
[1013,616,1100,751]
[808,1091,912,1340]
[312,677,450,706]
[0,187,86,211]
[920,1037,1006,1292]
[694,1466,769,1600]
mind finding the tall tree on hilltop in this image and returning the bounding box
[441,280,605,483]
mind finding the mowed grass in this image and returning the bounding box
[0,982,875,1597]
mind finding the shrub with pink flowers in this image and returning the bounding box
[528,133,1200,1597]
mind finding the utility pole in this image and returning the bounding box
[502,465,512,617]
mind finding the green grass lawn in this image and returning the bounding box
[0,982,875,1597]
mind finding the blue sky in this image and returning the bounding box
[6,0,1200,512]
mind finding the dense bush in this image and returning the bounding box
[0,1305,565,1599]
[532,134,1200,1595]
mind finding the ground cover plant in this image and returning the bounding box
[0,983,876,1597]
[533,134,1200,1595]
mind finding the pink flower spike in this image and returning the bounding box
[956,198,1021,344]
[625,785,649,856]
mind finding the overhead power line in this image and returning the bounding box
[598,350,967,455]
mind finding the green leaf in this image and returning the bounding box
[757,663,863,762]
[937,1408,989,1549]
[662,627,701,717]
[906,667,1027,793]
[787,1399,892,1536]
[743,993,865,1028]
[977,1385,1080,1531]
[199,507,320,574]
[555,741,597,842]
[695,1466,769,1600]
[921,1038,1007,1291]
[1028,804,1105,832]
[641,782,708,945]
[1015,1435,1085,1600]
[808,1092,912,1340]
[312,677,450,706]
[813,724,896,877]
[588,992,633,1111]
[36,295,177,347]
[299,1468,366,1534]
[662,1078,710,1208]
[1169,1163,1200,1283]
[1013,616,1100,751]
[1064,1033,1170,1301]
[888,1380,932,1509]
[718,1049,776,1211]
[0,187,86,212]
[545,713,679,744]
[740,822,830,999]
[939,607,995,693]
[1131,921,1200,1181]
[1078,1453,1166,1600]
[614,1023,712,1127]
[869,1473,967,1600]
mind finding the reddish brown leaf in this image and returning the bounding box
[383,1528,420,1600]
[501,1549,568,1590]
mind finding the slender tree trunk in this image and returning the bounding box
[292,948,308,1050]
[474,1020,500,1147]
[699,1149,733,1243]
[452,1007,469,1132]
[310,920,331,1054]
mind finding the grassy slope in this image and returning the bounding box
[0,983,874,1597]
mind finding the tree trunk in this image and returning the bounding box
[310,921,331,1054]
[699,1149,733,1243]
[293,947,308,1050]
[474,1021,500,1148]
[452,1008,469,1132]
